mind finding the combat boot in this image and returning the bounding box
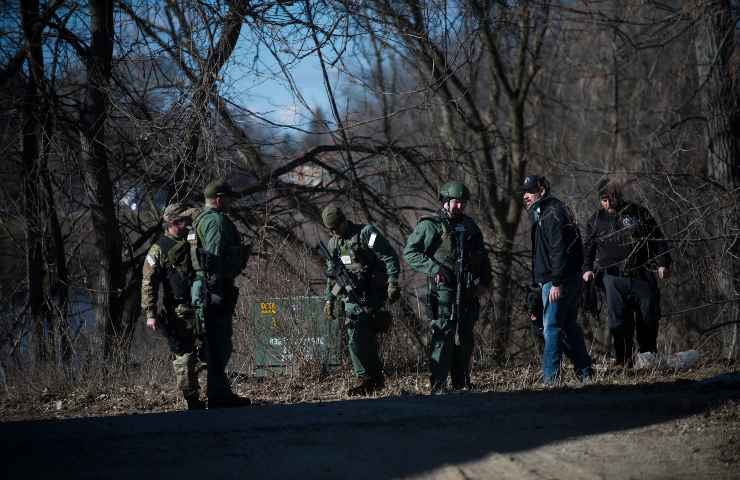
[347,377,375,396]
[185,394,206,411]
[372,375,385,391]
[429,376,448,395]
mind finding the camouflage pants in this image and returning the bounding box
[164,326,200,398]
[427,288,479,390]
[172,352,199,397]
[344,303,382,380]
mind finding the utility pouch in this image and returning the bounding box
[425,288,439,320]
[191,278,207,308]
[174,303,195,323]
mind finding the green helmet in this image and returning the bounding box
[438,181,470,202]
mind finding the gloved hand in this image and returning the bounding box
[323,300,334,320]
[387,282,401,304]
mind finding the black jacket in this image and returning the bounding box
[582,202,671,273]
[530,195,584,286]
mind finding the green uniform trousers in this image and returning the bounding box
[195,285,238,400]
[345,303,382,380]
[428,287,479,390]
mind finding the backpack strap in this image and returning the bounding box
[188,209,209,274]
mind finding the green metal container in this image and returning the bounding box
[252,296,341,377]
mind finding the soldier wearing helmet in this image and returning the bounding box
[141,203,206,410]
[321,205,401,396]
[403,181,492,394]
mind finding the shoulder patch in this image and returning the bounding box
[146,254,156,267]
[368,232,377,247]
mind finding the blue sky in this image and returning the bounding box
[220,22,350,131]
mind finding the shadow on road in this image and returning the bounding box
[2,374,738,479]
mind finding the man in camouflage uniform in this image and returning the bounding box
[403,182,492,394]
[190,179,251,408]
[322,206,401,396]
[142,203,205,410]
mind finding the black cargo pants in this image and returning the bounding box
[602,271,660,364]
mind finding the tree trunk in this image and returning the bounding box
[78,0,124,361]
[693,0,740,359]
[20,0,54,362]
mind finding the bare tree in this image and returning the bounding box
[692,0,740,359]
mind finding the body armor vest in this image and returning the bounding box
[156,236,193,311]
[329,224,387,304]
[419,215,460,271]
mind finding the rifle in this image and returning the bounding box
[318,240,368,313]
[450,223,467,346]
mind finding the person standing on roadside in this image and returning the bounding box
[521,175,592,384]
[581,180,671,368]
[142,203,205,410]
[190,180,252,408]
[321,205,401,396]
[403,182,491,394]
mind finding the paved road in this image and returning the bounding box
[3,375,739,479]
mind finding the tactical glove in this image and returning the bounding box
[387,282,401,304]
[323,300,334,320]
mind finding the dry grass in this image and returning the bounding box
[2,348,734,423]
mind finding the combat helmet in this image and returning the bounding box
[438,181,470,202]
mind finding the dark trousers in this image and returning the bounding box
[603,272,660,364]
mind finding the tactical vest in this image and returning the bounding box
[418,215,460,271]
[328,224,387,297]
[156,235,194,310]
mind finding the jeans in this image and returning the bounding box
[541,276,592,383]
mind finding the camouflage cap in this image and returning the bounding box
[204,179,235,199]
[162,203,190,223]
[321,205,346,229]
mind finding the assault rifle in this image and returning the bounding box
[318,240,368,313]
[450,224,467,345]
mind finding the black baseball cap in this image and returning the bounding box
[520,175,548,193]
